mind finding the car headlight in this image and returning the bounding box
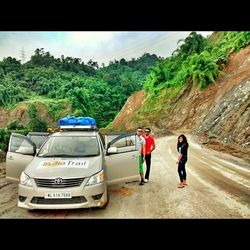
[20,172,33,187]
[86,170,104,186]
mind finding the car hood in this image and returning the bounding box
[24,156,102,178]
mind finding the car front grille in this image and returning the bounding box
[34,177,84,188]
[31,196,87,204]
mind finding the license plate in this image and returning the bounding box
[45,192,72,199]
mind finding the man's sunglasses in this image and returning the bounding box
[144,130,150,133]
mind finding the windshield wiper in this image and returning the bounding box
[38,154,77,158]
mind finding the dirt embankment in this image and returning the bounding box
[0,102,56,128]
[0,103,29,128]
[112,90,146,131]
[111,46,250,162]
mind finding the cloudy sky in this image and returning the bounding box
[0,31,212,66]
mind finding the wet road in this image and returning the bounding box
[0,135,249,218]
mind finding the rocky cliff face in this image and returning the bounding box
[111,46,250,162]
[196,79,249,145]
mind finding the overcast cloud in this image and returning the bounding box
[0,31,213,66]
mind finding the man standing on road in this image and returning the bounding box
[143,128,155,183]
[135,127,146,185]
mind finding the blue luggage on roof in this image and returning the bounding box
[58,116,97,127]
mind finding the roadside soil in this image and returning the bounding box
[0,135,249,218]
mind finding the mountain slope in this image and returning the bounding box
[111,46,250,162]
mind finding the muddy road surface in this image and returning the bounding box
[0,135,249,218]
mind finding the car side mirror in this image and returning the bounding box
[107,147,118,154]
[16,146,36,155]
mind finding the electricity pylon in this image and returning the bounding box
[20,47,26,64]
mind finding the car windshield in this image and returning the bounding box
[38,136,100,157]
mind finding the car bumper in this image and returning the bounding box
[18,182,108,210]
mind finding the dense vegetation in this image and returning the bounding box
[144,32,250,93]
[0,50,159,127]
[136,31,250,122]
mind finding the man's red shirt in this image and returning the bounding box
[143,134,155,154]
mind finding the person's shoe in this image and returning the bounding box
[177,184,185,188]
[144,179,148,183]
[139,180,144,185]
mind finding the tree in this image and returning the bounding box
[87,59,99,69]
[28,117,48,132]
[172,32,206,60]
[0,57,22,75]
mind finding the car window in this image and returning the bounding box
[10,137,34,154]
[28,135,48,148]
[112,135,135,148]
[38,136,100,157]
[9,137,24,152]
[105,132,128,144]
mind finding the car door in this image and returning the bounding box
[6,133,36,182]
[105,132,138,185]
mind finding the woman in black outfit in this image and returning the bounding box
[176,134,188,188]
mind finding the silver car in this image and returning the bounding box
[6,130,138,210]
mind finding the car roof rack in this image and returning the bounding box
[58,116,98,131]
[59,125,98,131]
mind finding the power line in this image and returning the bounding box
[107,32,191,62]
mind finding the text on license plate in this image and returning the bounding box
[45,192,72,199]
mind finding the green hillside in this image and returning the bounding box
[0,51,159,128]
[135,31,250,123]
